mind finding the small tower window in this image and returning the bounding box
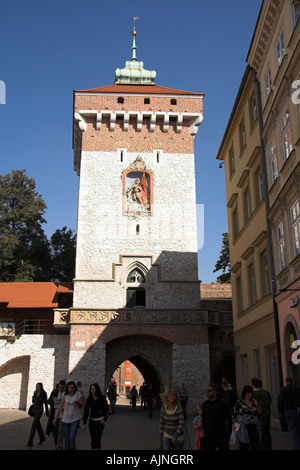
[171,99,177,105]
[136,224,140,235]
[144,98,150,104]
[126,288,146,307]
[126,268,146,308]
[118,97,124,104]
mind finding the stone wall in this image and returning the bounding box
[0,334,69,409]
[73,149,200,309]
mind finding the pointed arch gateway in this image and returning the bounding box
[105,334,173,401]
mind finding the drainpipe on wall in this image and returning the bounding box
[252,67,284,389]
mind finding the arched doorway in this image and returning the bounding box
[105,334,173,403]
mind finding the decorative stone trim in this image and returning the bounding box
[53,308,232,326]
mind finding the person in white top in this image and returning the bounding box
[53,381,84,450]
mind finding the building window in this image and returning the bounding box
[291,0,300,28]
[144,98,150,104]
[232,206,239,241]
[229,145,235,177]
[126,268,146,308]
[254,168,264,206]
[126,288,146,307]
[280,104,293,161]
[170,99,177,105]
[260,252,270,296]
[243,185,251,222]
[239,118,246,153]
[276,29,285,69]
[254,349,262,380]
[249,94,257,128]
[290,198,300,257]
[276,220,286,271]
[265,68,272,101]
[118,97,124,104]
[248,262,256,305]
[236,275,243,313]
[268,134,278,185]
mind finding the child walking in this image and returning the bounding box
[193,404,204,450]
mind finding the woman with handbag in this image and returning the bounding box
[232,385,262,450]
[27,382,49,447]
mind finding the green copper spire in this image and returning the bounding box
[131,26,137,61]
[114,23,156,85]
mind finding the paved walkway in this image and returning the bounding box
[0,398,295,451]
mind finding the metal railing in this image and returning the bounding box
[0,319,51,339]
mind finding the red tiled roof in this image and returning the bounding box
[74,84,204,96]
[200,283,232,299]
[0,282,72,308]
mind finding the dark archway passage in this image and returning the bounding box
[105,335,173,403]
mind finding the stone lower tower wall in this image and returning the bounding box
[74,149,200,309]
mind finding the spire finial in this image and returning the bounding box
[131,17,139,61]
[114,17,156,85]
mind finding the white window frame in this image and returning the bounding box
[265,68,272,101]
[291,0,300,28]
[280,104,293,161]
[276,220,286,271]
[275,29,285,69]
[268,134,278,185]
[290,198,300,257]
[248,262,256,305]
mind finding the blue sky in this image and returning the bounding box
[0,0,262,283]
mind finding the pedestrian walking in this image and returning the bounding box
[82,383,109,450]
[219,379,237,415]
[158,389,184,450]
[130,385,138,411]
[53,380,84,450]
[48,380,66,450]
[202,383,232,450]
[251,377,272,449]
[232,385,262,450]
[193,404,204,450]
[178,383,189,420]
[27,382,49,447]
[145,383,156,418]
[278,377,300,450]
[139,382,147,410]
[107,380,117,414]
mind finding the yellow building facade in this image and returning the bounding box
[217,0,300,415]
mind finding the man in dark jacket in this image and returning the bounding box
[251,377,272,449]
[202,383,232,450]
[278,377,300,450]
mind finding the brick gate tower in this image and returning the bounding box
[70,26,208,408]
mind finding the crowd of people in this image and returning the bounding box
[27,379,109,450]
[25,375,300,451]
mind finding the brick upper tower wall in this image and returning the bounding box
[73,88,204,156]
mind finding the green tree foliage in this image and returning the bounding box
[213,232,231,283]
[50,227,76,282]
[0,169,50,281]
[0,170,76,282]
